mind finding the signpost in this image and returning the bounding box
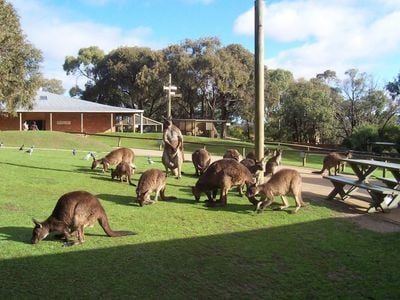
[163,74,181,118]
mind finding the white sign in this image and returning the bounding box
[56,121,71,125]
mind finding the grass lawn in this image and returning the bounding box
[1,132,399,298]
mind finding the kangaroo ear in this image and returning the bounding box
[32,218,42,228]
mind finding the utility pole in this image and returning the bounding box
[163,73,181,119]
[255,0,265,160]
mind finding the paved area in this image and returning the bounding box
[135,148,400,232]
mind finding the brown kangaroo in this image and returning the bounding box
[192,148,211,176]
[136,169,177,206]
[312,151,352,176]
[264,149,283,176]
[91,147,135,172]
[31,191,135,246]
[223,149,242,162]
[162,119,184,178]
[111,161,136,186]
[246,169,306,214]
[192,159,257,206]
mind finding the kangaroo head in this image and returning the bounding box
[191,186,202,201]
[245,183,258,198]
[31,218,49,244]
[136,190,148,207]
[91,159,101,170]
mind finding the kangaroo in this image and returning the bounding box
[223,149,242,162]
[192,159,257,207]
[162,145,184,178]
[91,147,135,172]
[162,119,184,178]
[264,149,283,176]
[136,169,177,206]
[246,169,306,214]
[31,191,135,246]
[312,151,352,176]
[192,148,211,176]
[111,161,136,186]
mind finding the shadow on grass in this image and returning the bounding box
[1,219,400,298]
[96,193,135,206]
[0,161,86,174]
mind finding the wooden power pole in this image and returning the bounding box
[255,0,265,160]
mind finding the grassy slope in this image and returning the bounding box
[0,132,397,298]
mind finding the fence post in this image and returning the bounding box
[242,147,246,158]
[118,137,121,147]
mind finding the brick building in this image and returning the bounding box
[0,91,147,133]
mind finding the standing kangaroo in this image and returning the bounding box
[264,149,283,176]
[312,151,352,176]
[162,119,184,178]
[136,169,177,206]
[31,191,135,246]
[111,161,136,186]
[91,147,135,172]
[246,169,306,213]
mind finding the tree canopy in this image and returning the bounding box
[0,0,42,113]
[63,38,399,145]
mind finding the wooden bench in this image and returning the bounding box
[323,175,400,212]
[375,176,399,189]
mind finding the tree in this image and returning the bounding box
[337,69,397,138]
[0,0,42,113]
[386,72,400,101]
[63,46,104,97]
[279,79,337,143]
[40,78,65,94]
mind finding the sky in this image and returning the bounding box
[8,0,400,92]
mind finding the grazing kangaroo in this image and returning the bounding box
[162,119,184,178]
[91,147,135,172]
[136,169,177,206]
[246,169,306,214]
[111,161,136,186]
[223,149,242,162]
[312,151,352,176]
[264,149,283,176]
[192,159,257,206]
[192,148,211,176]
[31,191,135,246]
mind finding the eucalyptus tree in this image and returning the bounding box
[338,69,396,137]
[63,46,104,98]
[214,44,255,138]
[280,79,337,143]
[0,0,42,112]
[40,78,65,95]
[95,46,164,114]
[264,69,294,140]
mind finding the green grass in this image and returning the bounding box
[1,132,399,298]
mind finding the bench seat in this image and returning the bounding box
[323,175,400,212]
[324,175,400,195]
[374,176,399,189]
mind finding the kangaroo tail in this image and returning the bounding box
[128,178,136,186]
[98,212,136,237]
[311,170,324,174]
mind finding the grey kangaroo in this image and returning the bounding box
[246,169,307,214]
[31,191,135,246]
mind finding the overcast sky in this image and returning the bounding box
[9,0,400,91]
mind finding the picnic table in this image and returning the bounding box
[324,159,400,213]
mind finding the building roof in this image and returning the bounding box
[16,91,144,114]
